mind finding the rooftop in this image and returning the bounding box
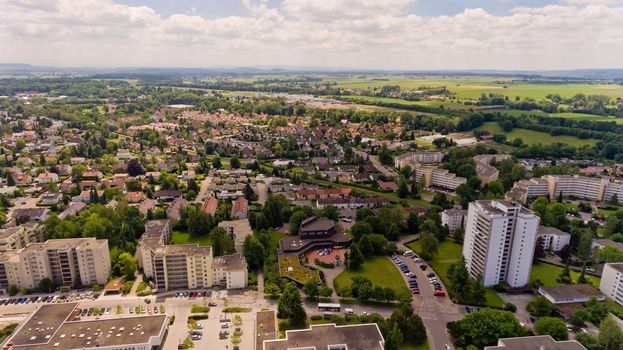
[539,284,603,300]
[537,226,571,237]
[213,253,247,271]
[605,262,623,274]
[263,323,384,350]
[153,244,212,257]
[299,216,336,232]
[485,335,586,350]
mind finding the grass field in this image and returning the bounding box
[325,76,623,100]
[530,262,601,287]
[171,231,212,246]
[334,257,410,296]
[339,95,478,111]
[478,122,599,146]
[499,109,623,124]
[408,240,506,308]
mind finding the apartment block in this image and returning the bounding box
[0,238,111,292]
[463,200,540,288]
[415,166,467,191]
[394,151,444,168]
[600,263,623,306]
[441,209,467,232]
[536,226,571,252]
[218,219,253,254]
[0,223,44,251]
[136,219,171,278]
[547,175,606,201]
[473,154,511,185]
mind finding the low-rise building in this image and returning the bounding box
[40,192,62,205]
[263,323,385,350]
[538,284,605,304]
[213,253,248,289]
[441,209,467,232]
[316,197,390,209]
[536,226,571,252]
[218,219,253,253]
[415,166,467,191]
[11,207,49,222]
[231,197,249,219]
[485,335,586,350]
[394,151,444,168]
[600,263,623,306]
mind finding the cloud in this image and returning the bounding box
[0,0,621,70]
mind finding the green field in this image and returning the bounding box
[171,231,212,246]
[530,262,601,287]
[325,76,623,100]
[339,95,478,111]
[478,122,599,147]
[408,240,505,308]
[334,257,409,296]
[499,109,623,124]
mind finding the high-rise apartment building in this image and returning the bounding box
[0,238,110,292]
[463,200,540,288]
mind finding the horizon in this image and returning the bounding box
[1,0,622,70]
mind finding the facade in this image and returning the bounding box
[0,238,111,292]
[538,284,605,304]
[441,209,467,232]
[218,219,253,253]
[0,223,44,251]
[485,335,586,350]
[600,263,623,306]
[415,166,467,191]
[138,220,248,292]
[463,200,540,288]
[394,151,444,168]
[536,226,571,252]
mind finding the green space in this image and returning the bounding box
[279,255,321,285]
[408,240,505,308]
[400,341,429,350]
[223,307,252,313]
[478,122,599,147]
[171,231,212,246]
[191,305,210,313]
[339,95,478,111]
[499,110,623,124]
[530,262,601,287]
[333,257,409,296]
[325,76,623,100]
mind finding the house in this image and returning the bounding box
[37,172,59,184]
[79,190,104,203]
[13,173,32,186]
[351,173,369,182]
[180,170,196,181]
[40,192,62,205]
[378,181,398,191]
[166,197,187,223]
[154,190,183,201]
[231,197,249,219]
[125,191,145,203]
[82,171,103,180]
[201,196,218,216]
[11,207,49,221]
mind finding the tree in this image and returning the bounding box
[609,193,619,206]
[350,221,373,241]
[243,236,264,269]
[126,158,144,176]
[229,157,241,169]
[451,309,524,348]
[397,177,410,198]
[348,244,364,270]
[447,257,470,301]
[209,227,235,256]
[243,183,256,201]
[597,246,623,263]
[472,274,486,306]
[384,323,404,350]
[378,144,393,166]
[302,280,319,301]
[319,285,333,299]
[390,304,427,345]
[322,205,339,221]
[8,284,18,296]
[576,333,600,350]
[289,211,308,235]
[599,315,623,350]
[526,296,553,317]
[419,232,438,261]
[116,252,137,280]
[534,317,568,341]
[277,283,307,327]
[586,297,610,324]
[71,164,86,181]
[557,261,573,284]
[186,206,215,236]
[212,157,222,169]
[38,278,54,293]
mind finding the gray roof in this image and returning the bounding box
[485,335,586,350]
[263,323,384,350]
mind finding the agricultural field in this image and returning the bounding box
[339,95,480,111]
[499,109,623,124]
[323,76,623,100]
[333,257,410,296]
[477,122,599,147]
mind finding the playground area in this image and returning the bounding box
[305,247,347,266]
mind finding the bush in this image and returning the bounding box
[310,315,322,321]
[191,305,210,313]
[169,315,176,325]
[223,307,252,313]
[121,281,133,294]
[505,303,517,312]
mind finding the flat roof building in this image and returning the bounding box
[600,263,623,306]
[536,226,571,253]
[538,284,605,304]
[485,335,586,350]
[263,323,385,350]
[218,219,253,254]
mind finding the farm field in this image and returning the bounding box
[333,256,410,296]
[477,122,599,147]
[339,95,479,111]
[324,76,623,100]
[499,109,623,124]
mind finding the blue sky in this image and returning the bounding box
[1,0,622,69]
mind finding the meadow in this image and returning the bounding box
[477,122,599,147]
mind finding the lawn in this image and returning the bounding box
[408,240,505,307]
[478,122,599,147]
[333,257,410,296]
[279,255,321,285]
[400,341,429,350]
[499,110,623,124]
[171,231,212,246]
[530,262,601,287]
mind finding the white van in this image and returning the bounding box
[403,250,413,257]
[344,308,354,315]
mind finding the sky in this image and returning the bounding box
[0,0,622,70]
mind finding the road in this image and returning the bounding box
[193,175,214,203]
[396,237,464,350]
[354,150,398,179]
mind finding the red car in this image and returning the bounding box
[411,289,420,294]
[434,290,446,297]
